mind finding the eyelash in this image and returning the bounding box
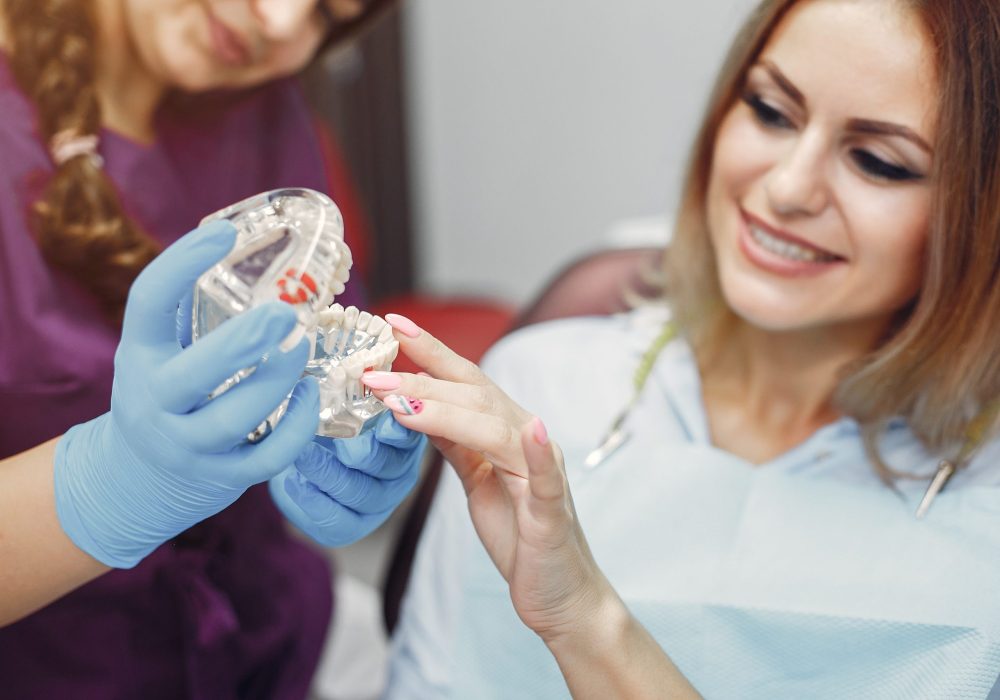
[740,91,923,183]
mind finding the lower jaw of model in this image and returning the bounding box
[248,305,400,441]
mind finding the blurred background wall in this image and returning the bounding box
[404,0,757,304]
[309,0,760,308]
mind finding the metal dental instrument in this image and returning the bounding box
[915,397,1000,518]
[584,320,676,469]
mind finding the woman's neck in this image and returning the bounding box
[92,0,165,143]
[698,315,887,463]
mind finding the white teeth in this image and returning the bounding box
[749,224,837,263]
[367,315,387,336]
[310,306,398,435]
[342,354,365,378]
[320,305,345,353]
[356,311,373,332]
[344,306,360,330]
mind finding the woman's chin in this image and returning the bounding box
[720,286,824,334]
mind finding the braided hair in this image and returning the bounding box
[3,0,159,322]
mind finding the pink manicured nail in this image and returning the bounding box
[385,313,422,338]
[362,371,402,391]
[385,394,424,415]
[532,416,549,446]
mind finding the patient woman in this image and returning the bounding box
[0,1,423,698]
[371,0,1000,696]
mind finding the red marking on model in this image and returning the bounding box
[276,267,319,306]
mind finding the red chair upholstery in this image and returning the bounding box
[369,295,516,372]
[381,246,664,633]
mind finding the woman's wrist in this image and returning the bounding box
[541,579,701,699]
[540,575,630,659]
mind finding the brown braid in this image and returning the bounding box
[3,0,159,323]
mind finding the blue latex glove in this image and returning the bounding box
[54,221,320,569]
[269,411,427,546]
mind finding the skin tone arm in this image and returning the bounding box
[0,439,109,628]
[512,421,700,700]
[362,317,702,699]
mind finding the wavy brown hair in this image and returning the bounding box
[3,0,160,323]
[665,0,1000,479]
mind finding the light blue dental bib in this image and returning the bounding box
[451,431,1000,699]
[383,312,1000,699]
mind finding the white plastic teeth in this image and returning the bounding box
[308,304,400,438]
[749,224,838,263]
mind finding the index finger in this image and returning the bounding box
[384,313,487,385]
[122,220,237,347]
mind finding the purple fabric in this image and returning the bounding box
[0,53,362,698]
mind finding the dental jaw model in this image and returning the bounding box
[192,188,398,438]
[311,304,399,438]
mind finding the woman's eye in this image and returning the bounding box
[742,92,793,130]
[850,149,922,182]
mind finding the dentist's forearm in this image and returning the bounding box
[0,438,108,628]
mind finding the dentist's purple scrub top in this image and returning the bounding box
[0,54,362,699]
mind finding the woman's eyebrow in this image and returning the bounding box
[761,60,805,107]
[846,119,932,153]
[759,59,932,154]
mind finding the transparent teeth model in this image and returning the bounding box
[309,305,400,438]
[191,188,394,439]
[193,188,352,351]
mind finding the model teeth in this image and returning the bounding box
[309,305,400,437]
[750,224,837,263]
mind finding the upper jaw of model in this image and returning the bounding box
[191,188,397,439]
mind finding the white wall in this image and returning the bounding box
[402,0,760,305]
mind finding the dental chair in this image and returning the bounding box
[381,244,665,633]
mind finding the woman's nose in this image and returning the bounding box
[252,0,318,41]
[764,129,831,217]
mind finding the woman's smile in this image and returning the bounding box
[739,208,845,276]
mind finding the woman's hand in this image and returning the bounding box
[268,411,427,547]
[360,316,613,643]
[368,315,701,699]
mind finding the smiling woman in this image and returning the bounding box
[668,0,998,474]
[381,0,1000,697]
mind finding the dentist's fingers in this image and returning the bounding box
[294,442,420,514]
[165,336,311,452]
[231,375,321,484]
[372,411,426,451]
[384,313,488,385]
[151,302,300,414]
[175,285,194,349]
[123,220,236,347]
[283,474,392,547]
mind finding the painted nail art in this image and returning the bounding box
[386,394,424,415]
[385,313,422,338]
